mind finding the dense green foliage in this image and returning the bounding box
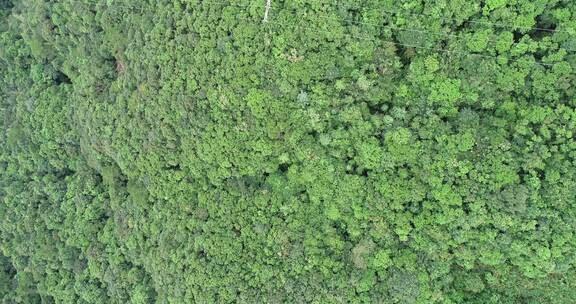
[1,0,576,302]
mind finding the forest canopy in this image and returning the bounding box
[1,0,576,303]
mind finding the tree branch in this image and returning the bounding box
[263,0,271,22]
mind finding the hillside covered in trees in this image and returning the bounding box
[1,0,576,303]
